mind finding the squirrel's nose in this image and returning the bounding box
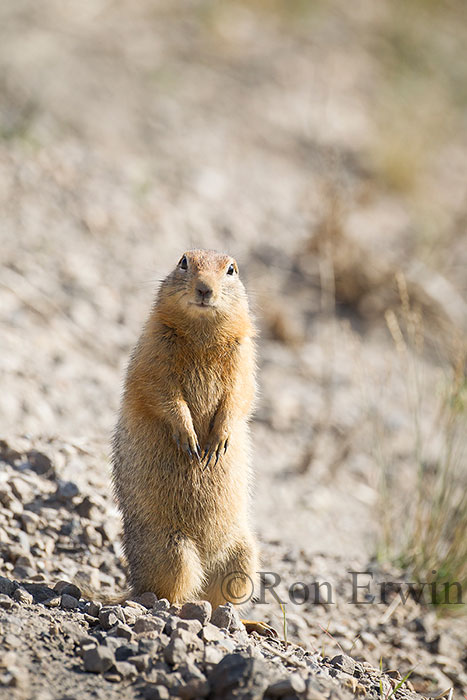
[196,281,213,301]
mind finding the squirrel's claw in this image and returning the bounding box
[203,436,229,469]
[174,429,201,461]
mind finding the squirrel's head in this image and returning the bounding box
[157,249,250,331]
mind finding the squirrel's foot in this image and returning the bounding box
[203,436,229,469]
[241,619,278,638]
[173,428,201,461]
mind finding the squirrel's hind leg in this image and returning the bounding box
[125,527,204,603]
[201,534,259,611]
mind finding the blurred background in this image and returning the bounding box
[0,0,466,642]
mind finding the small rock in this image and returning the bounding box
[267,673,307,696]
[171,628,204,652]
[83,524,103,548]
[201,622,225,643]
[177,619,203,636]
[115,642,139,660]
[75,496,100,519]
[84,601,101,618]
[97,519,121,544]
[138,638,161,655]
[122,608,137,625]
[153,598,171,613]
[44,596,61,608]
[103,637,122,653]
[23,583,57,603]
[55,480,79,503]
[0,440,22,464]
[179,600,211,625]
[204,645,224,665]
[26,450,54,477]
[61,593,79,610]
[13,588,33,605]
[123,600,146,614]
[129,654,150,672]
[99,608,121,630]
[54,581,82,599]
[211,603,242,631]
[164,637,187,665]
[330,654,356,676]
[142,686,170,700]
[10,477,34,503]
[77,636,98,656]
[134,616,165,635]
[20,511,40,534]
[112,622,133,640]
[178,679,210,699]
[134,591,158,609]
[83,646,115,673]
[114,661,137,679]
[208,653,272,699]
[0,594,14,609]
[0,576,18,596]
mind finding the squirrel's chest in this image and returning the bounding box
[181,363,225,415]
[176,346,234,416]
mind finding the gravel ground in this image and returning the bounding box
[0,440,465,699]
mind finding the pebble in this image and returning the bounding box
[10,477,34,503]
[26,450,54,477]
[330,654,356,676]
[129,654,150,672]
[114,661,137,679]
[177,618,203,636]
[267,673,307,696]
[134,616,166,635]
[54,581,82,599]
[171,628,204,653]
[211,602,242,631]
[99,608,120,629]
[134,591,158,609]
[177,679,210,699]
[204,645,224,665]
[141,686,170,700]
[83,646,115,673]
[115,642,139,660]
[179,600,212,625]
[84,600,101,618]
[201,622,225,643]
[0,576,17,596]
[208,653,272,700]
[0,594,15,609]
[55,480,80,503]
[13,587,33,605]
[112,622,133,640]
[60,593,79,609]
[163,636,187,665]
[20,511,40,534]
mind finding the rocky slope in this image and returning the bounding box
[1,439,465,699]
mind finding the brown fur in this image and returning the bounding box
[111,249,259,608]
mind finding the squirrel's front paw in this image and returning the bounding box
[203,429,229,468]
[173,427,201,461]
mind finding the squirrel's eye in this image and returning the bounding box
[179,255,188,270]
[227,263,236,275]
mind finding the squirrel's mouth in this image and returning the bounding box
[189,301,215,310]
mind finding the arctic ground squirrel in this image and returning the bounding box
[112,249,259,610]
